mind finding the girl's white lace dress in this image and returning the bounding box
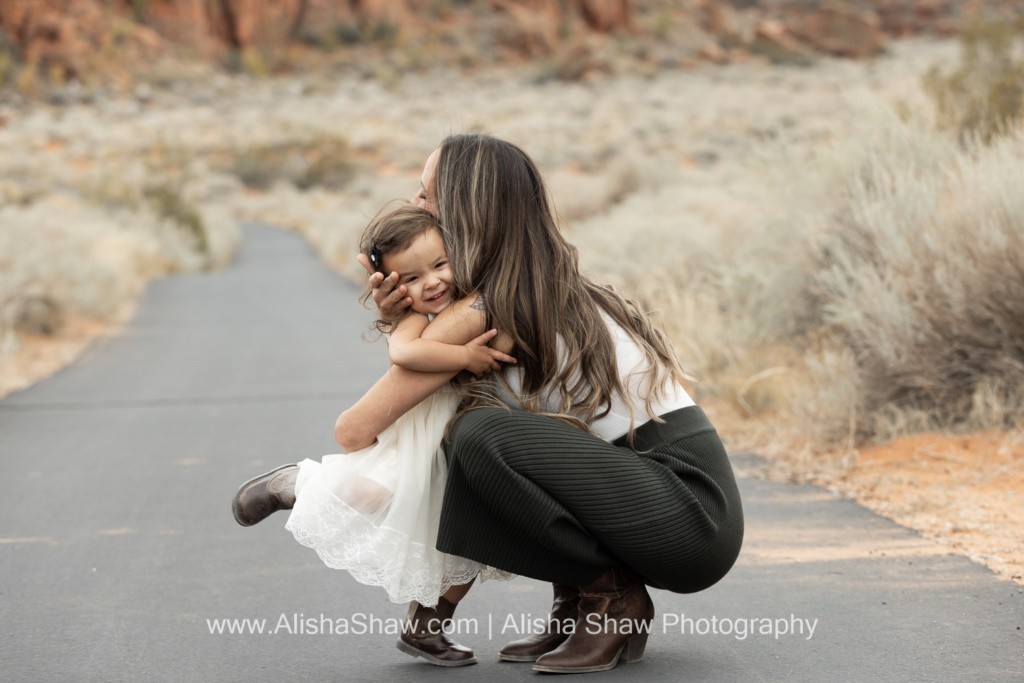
[285,387,512,606]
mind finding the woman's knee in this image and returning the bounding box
[639,530,743,594]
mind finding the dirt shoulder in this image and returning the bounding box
[710,400,1024,586]
[0,309,131,400]
[836,432,1024,584]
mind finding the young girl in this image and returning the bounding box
[281,205,515,638]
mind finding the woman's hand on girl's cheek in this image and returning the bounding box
[378,281,412,321]
[357,253,411,321]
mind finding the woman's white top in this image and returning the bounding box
[497,314,695,442]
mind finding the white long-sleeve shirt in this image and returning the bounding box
[496,315,694,442]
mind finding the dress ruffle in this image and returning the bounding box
[285,388,514,606]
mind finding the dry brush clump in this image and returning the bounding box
[224,136,355,192]
[0,163,239,363]
[0,96,372,380]
[677,104,1024,447]
[572,91,1024,449]
[569,147,821,425]
[924,16,1024,143]
[812,115,1024,438]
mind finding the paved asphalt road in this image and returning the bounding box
[2,224,1022,682]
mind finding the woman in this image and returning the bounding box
[234,134,744,673]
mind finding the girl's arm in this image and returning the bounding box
[389,311,515,375]
[335,295,509,452]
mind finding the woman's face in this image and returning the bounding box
[412,149,440,216]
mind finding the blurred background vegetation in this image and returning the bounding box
[2,0,1024,458]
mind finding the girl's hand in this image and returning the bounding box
[357,253,412,322]
[464,329,517,377]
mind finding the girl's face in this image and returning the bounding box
[381,228,453,316]
[412,149,440,216]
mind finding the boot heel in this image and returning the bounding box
[622,630,649,664]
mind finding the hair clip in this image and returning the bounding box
[369,241,383,271]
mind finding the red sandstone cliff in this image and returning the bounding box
[0,1,1011,82]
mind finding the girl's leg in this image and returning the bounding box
[335,476,392,516]
[398,596,477,667]
[232,464,299,527]
[441,577,475,604]
[397,577,477,667]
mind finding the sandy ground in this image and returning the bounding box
[710,397,1024,585]
[838,432,1024,583]
[0,311,130,398]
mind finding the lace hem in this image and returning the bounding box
[285,485,513,606]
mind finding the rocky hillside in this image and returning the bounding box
[0,0,1009,90]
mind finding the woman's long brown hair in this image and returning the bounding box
[434,133,685,438]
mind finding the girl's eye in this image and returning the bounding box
[435,261,447,269]
[418,193,427,200]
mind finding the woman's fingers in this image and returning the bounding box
[388,280,407,304]
[380,287,411,320]
[385,282,407,305]
[374,270,393,296]
[359,250,393,308]
[360,257,411,321]
[372,272,398,304]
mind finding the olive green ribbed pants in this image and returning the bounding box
[436,405,744,593]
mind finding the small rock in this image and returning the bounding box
[699,1,740,40]
[791,6,886,59]
[134,84,153,104]
[12,290,65,336]
[698,40,727,64]
[751,19,816,66]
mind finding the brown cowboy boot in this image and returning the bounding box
[231,464,299,527]
[498,584,580,662]
[396,597,478,667]
[532,566,654,673]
